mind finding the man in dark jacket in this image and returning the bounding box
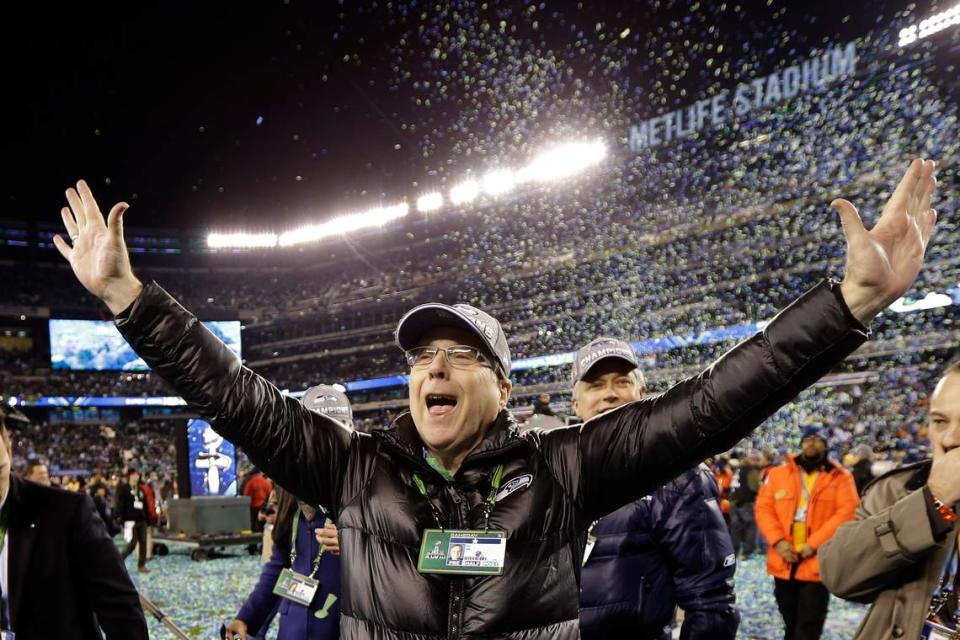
[52,160,936,639]
[850,444,875,494]
[572,337,738,640]
[730,450,763,558]
[116,467,150,573]
[91,482,121,537]
[0,404,148,639]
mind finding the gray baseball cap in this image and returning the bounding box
[301,384,353,427]
[572,337,639,384]
[395,303,511,378]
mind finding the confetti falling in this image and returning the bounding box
[3,5,960,636]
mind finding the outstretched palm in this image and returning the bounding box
[53,180,140,312]
[833,158,938,321]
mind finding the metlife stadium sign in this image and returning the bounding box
[629,42,857,151]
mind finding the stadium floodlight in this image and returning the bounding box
[278,202,409,247]
[417,192,444,212]
[208,136,611,248]
[899,3,960,46]
[450,179,481,205]
[482,169,516,196]
[207,232,279,248]
[514,140,607,184]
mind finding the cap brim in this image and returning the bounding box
[396,304,494,359]
[577,355,639,383]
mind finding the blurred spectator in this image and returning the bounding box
[23,458,49,485]
[713,458,734,526]
[116,468,150,573]
[531,392,555,416]
[756,426,859,640]
[730,450,763,559]
[243,468,273,533]
[92,482,121,537]
[850,444,876,495]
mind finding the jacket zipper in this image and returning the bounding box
[446,484,466,640]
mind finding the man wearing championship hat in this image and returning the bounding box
[572,338,738,640]
[55,160,937,638]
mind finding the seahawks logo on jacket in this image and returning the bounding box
[495,474,533,502]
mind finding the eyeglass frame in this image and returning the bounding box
[404,344,505,379]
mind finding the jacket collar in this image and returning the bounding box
[903,459,932,491]
[857,458,931,496]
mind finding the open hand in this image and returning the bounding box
[53,180,142,314]
[835,159,937,324]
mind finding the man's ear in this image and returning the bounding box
[498,378,512,408]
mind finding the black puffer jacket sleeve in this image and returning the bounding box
[548,280,869,522]
[115,281,354,514]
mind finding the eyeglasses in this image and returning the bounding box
[405,345,495,371]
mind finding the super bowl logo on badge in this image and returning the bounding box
[425,540,445,560]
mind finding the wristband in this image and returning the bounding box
[931,492,958,524]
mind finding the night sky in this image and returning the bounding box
[0,0,936,232]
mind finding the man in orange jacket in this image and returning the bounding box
[755,425,859,640]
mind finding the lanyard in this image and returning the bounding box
[412,464,505,532]
[934,539,960,599]
[289,510,326,580]
[929,536,960,626]
[800,471,818,508]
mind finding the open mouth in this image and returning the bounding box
[426,394,458,417]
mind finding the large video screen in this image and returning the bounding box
[187,418,238,497]
[49,319,241,371]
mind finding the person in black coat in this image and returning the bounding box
[91,482,121,537]
[116,468,150,572]
[0,405,148,639]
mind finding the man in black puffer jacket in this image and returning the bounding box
[52,160,937,638]
[572,338,737,640]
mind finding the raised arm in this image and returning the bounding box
[569,279,867,519]
[53,180,353,511]
[541,159,937,520]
